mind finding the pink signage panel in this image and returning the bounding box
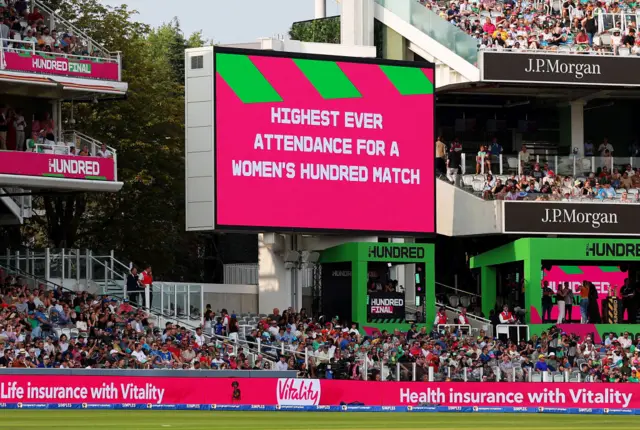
[0,152,116,181]
[3,52,119,81]
[215,52,435,234]
[0,376,636,409]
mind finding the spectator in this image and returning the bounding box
[476,145,490,174]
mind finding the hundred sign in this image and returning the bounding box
[480,51,640,87]
[503,201,640,236]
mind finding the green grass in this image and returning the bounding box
[0,411,637,430]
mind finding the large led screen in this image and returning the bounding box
[214,48,435,234]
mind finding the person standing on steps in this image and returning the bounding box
[139,265,153,310]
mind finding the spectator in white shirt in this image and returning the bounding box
[275,355,289,371]
[194,327,206,347]
[605,333,617,347]
[131,343,148,364]
[619,332,632,349]
[97,143,112,158]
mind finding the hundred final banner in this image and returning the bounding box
[3,52,120,80]
[214,50,435,234]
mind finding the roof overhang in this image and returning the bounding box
[0,71,128,99]
[0,174,123,193]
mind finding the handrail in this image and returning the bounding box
[61,131,117,156]
[436,281,482,298]
[34,0,116,59]
[481,47,626,56]
[435,301,491,324]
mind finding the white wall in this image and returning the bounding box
[258,233,293,314]
[185,47,215,231]
[436,180,502,236]
[259,38,376,58]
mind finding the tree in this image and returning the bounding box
[289,17,340,43]
[6,0,258,281]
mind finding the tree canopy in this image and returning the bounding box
[1,0,257,282]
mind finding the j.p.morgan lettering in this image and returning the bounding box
[524,58,601,79]
[541,208,618,228]
[503,202,639,235]
[481,52,640,86]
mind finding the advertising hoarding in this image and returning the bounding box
[2,52,120,81]
[481,51,640,87]
[214,47,435,234]
[0,152,116,181]
[0,376,637,410]
[503,201,639,236]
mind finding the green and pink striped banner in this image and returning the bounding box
[215,53,434,104]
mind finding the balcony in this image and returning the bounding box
[0,131,123,193]
[0,0,127,96]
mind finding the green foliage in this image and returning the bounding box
[289,17,340,44]
[19,0,256,282]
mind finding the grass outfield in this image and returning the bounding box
[0,411,638,430]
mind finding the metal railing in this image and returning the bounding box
[0,186,32,219]
[224,263,259,285]
[461,153,640,181]
[33,0,119,61]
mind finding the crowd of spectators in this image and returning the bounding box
[420,0,640,54]
[1,1,99,57]
[4,265,640,383]
[0,270,231,370]
[231,307,640,382]
[438,136,640,201]
[0,104,113,157]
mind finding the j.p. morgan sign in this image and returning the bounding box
[503,201,640,235]
[480,51,640,86]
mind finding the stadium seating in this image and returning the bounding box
[419,0,640,55]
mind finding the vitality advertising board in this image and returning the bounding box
[481,51,640,87]
[214,47,435,234]
[0,152,116,181]
[0,376,638,411]
[2,52,120,81]
[503,201,640,235]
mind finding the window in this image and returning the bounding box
[191,55,204,70]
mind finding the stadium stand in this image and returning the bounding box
[1,0,104,58]
[3,262,638,385]
[419,0,640,54]
[443,141,640,201]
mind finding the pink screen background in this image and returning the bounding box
[539,266,627,322]
[215,56,435,233]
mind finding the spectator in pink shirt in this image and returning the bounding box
[483,17,496,34]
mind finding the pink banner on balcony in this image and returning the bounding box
[0,152,116,181]
[3,52,119,81]
[0,376,637,409]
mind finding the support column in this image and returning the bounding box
[524,257,542,324]
[559,101,585,158]
[425,245,436,325]
[315,0,326,19]
[480,266,497,318]
[258,233,292,315]
[341,0,374,46]
[353,259,368,325]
